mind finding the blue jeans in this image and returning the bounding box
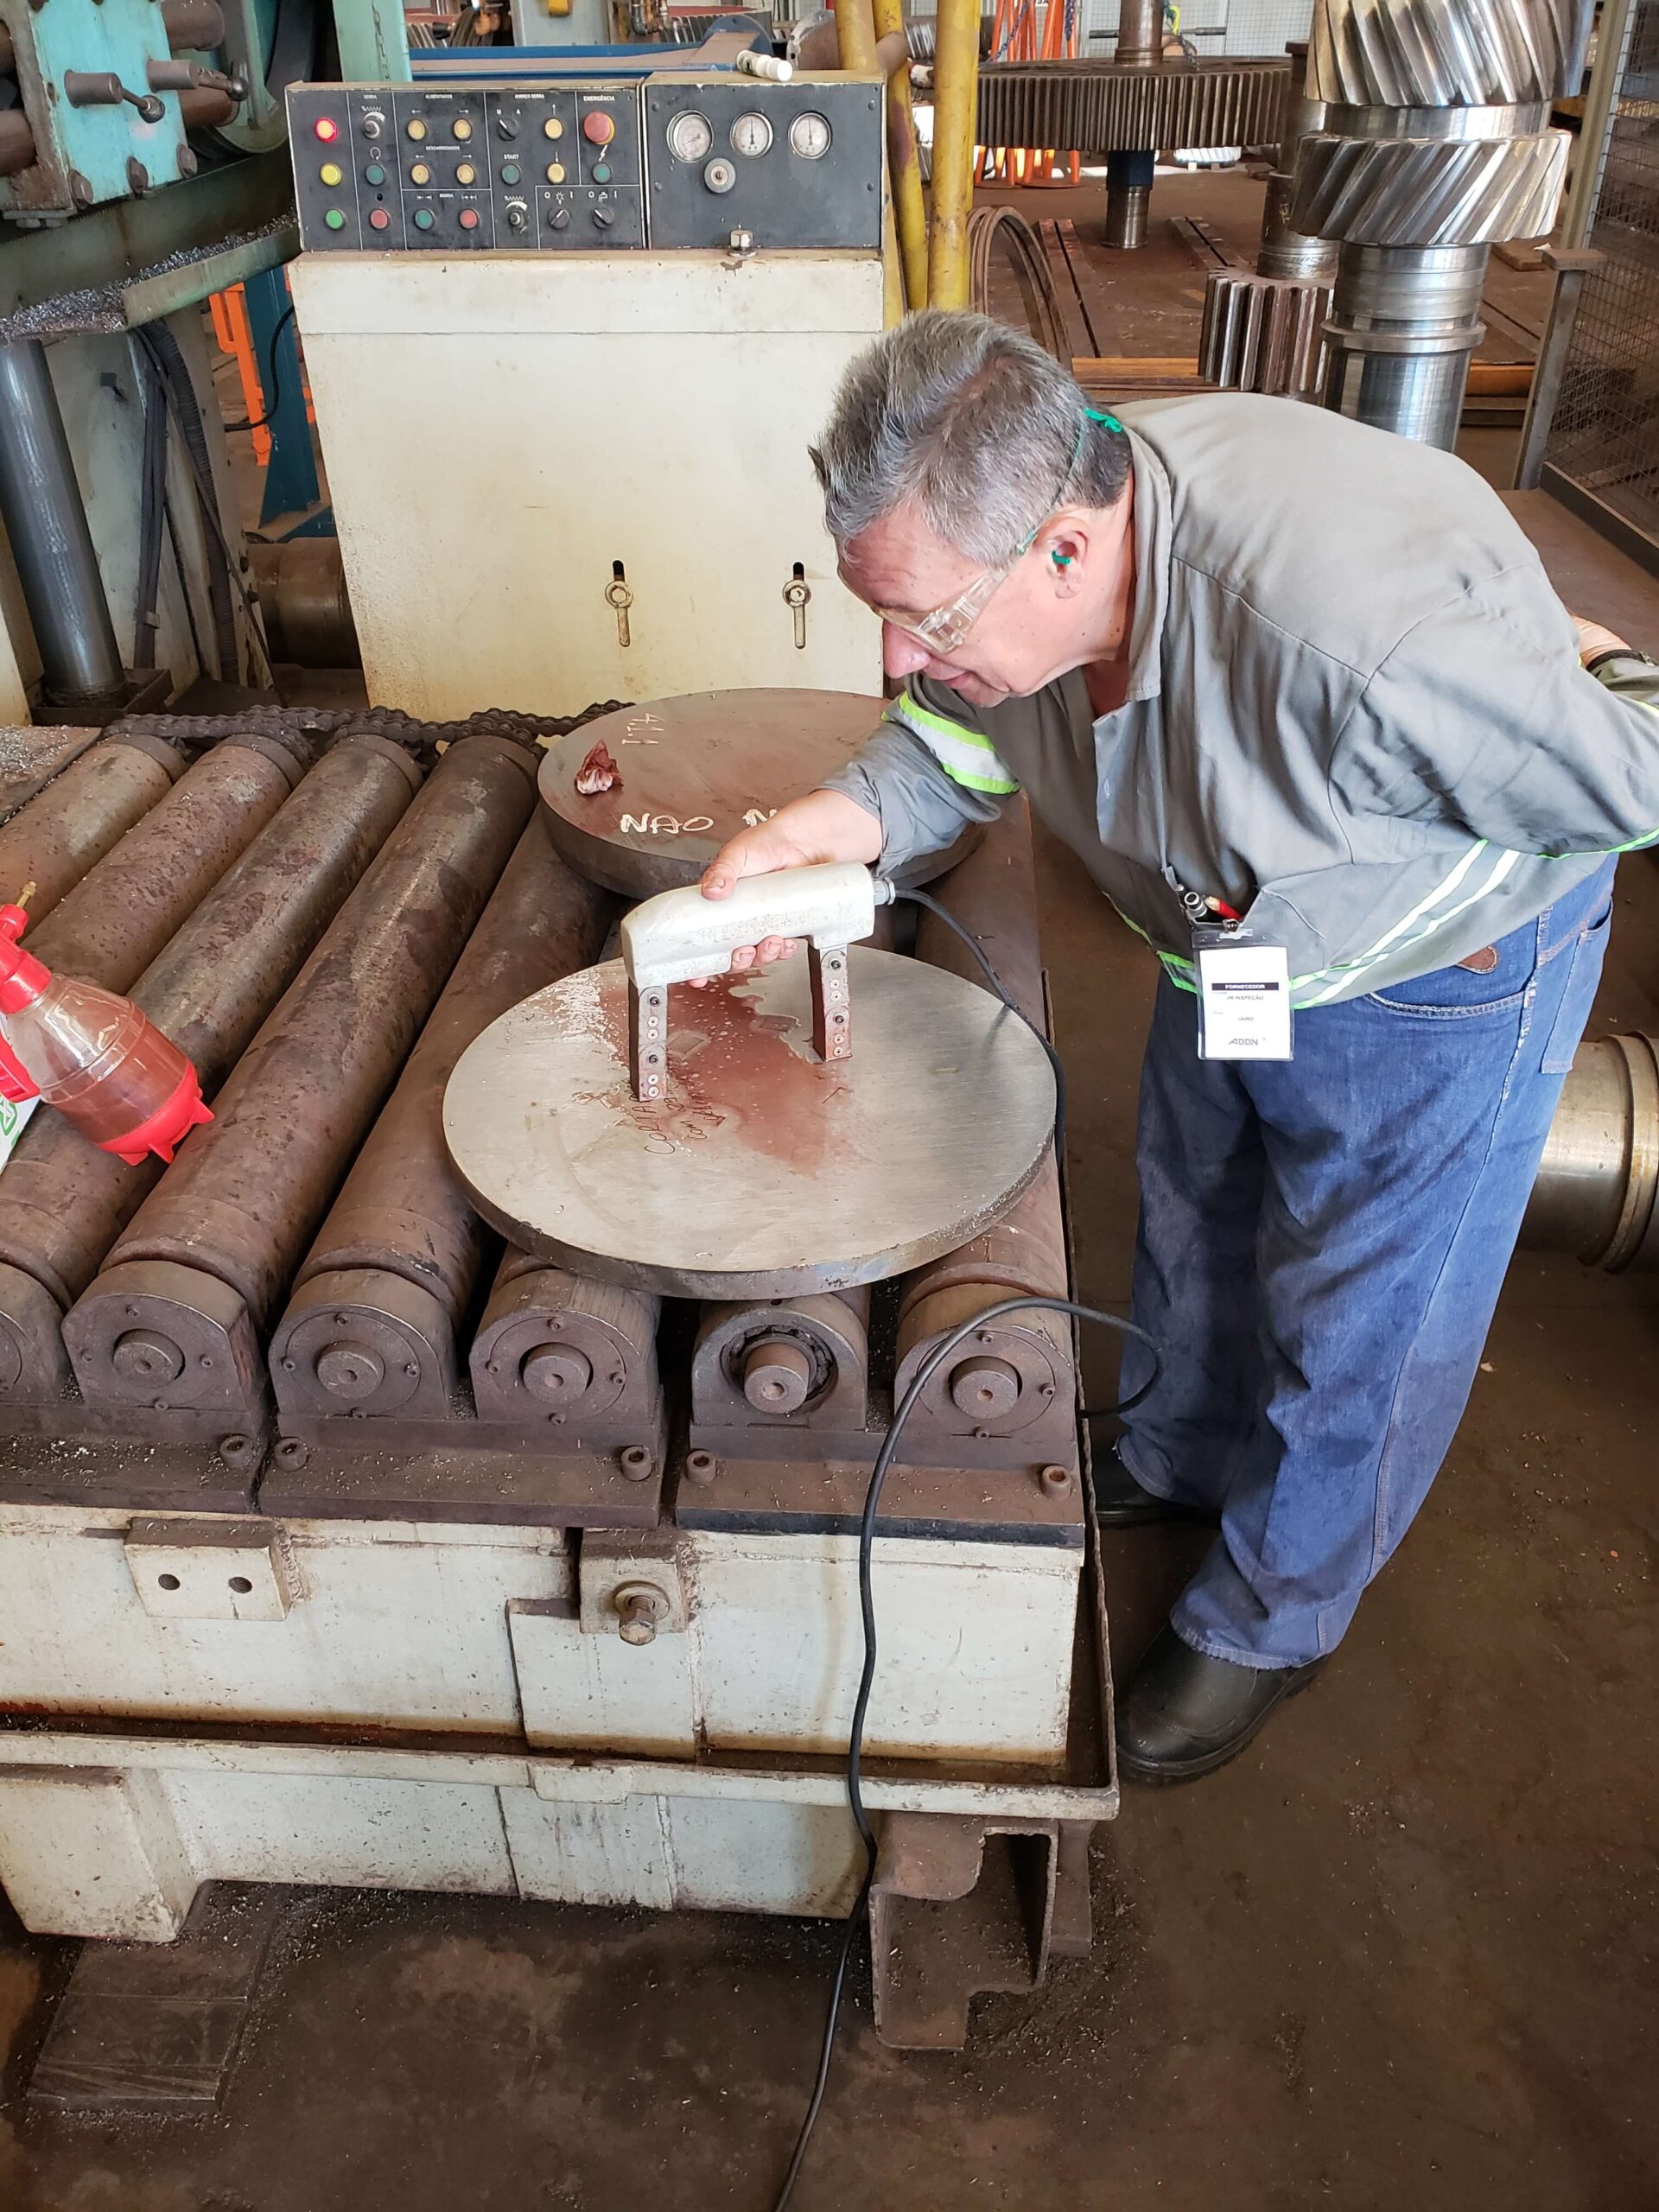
[1116,860,1616,1669]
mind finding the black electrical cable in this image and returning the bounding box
[766,888,1161,2210]
[225,302,296,435]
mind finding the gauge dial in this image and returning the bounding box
[667,110,713,162]
[730,111,773,157]
[789,111,832,160]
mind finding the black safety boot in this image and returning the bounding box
[1115,1624,1327,1783]
[1094,1444,1221,1529]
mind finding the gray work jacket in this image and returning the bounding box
[822,395,1659,1005]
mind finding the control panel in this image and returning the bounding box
[289,82,645,253]
[288,76,882,254]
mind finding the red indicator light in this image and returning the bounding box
[314,116,339,143]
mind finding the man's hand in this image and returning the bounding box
[1572,613,1630,664]
[694,788,882,981]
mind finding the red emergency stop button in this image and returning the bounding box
[582,108,615,145]
[458,207,480,230]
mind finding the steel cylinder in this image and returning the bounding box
[1258,41,1336,281]
[83,730,537,1326]
[1113,0,1161,67]
[1321,240,1490,448]
[472,1249,661,1450]
[0,733,181,923]
[1522,1033,1659,1272]
[893,799,1075,1455]
[26,732,307,989]
[0,341,126,710]
[0,112,36,180]
[0,734,423,1403]
[690,1288,872,1435]
[270,820,614,1422]
[249,538,359,670]
[1103,149,1154,251]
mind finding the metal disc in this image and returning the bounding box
[444,949,1057,1300]
[539,690,977,898]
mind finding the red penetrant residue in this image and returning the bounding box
[585,972,853,1178]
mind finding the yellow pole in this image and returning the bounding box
[872,0,929,311]
[930,0,980,308]
[836,0,906,325]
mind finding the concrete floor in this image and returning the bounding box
[3,175,1658,2212]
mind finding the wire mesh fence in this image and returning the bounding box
[1543,0,1659,551]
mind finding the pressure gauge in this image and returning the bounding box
[730,111,773,157]
[789,111,832,160]
[667,109,714,162]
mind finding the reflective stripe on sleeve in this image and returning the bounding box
[885,693,1020,796]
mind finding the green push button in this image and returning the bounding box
[413,207,435,231]
[592,162,612,183]
[323,207,346,231]
[500,160,521,184]
[365,162,386,185]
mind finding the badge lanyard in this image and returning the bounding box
[1146,729,1294,1063]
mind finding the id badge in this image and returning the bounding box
[1193,927,1294,1061]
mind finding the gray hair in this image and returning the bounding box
[810,310,1130,564]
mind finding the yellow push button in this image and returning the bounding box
[409,161,430,185]
[455,162,476,185]
[319,161,342,186]
[544,160,565,183]
[543,116,563,140]
[454,117,474,140]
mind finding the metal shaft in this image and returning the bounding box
[26,734,306,989]
[1321,241,1490,451]
[270,821,613,1423]
[1113,0,1160,67]
[1257,41,1335,282]
[1103,148,1154,251]
[74,732,538,1347]
[0,736,423,1403]
[0,342,125,710]
[0,734,181,924]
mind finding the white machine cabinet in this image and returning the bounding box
[295,254,884,716]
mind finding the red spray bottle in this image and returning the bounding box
[0,903,212,1165]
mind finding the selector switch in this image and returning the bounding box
[582,109,615,145]
[593,202,616,228]
[497,111,519,138]
[361,114,383,140]
[549,204,570,229]
[506,201,528,230]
